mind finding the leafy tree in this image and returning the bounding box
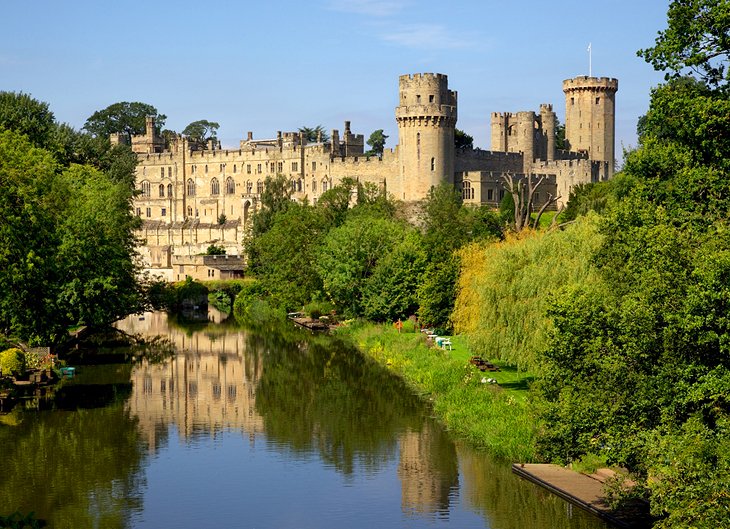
[182,119,220,144]
[637,0,730,89]
[454,128,473,150]
[365,129,388,155]
[206,244,226,255]
[298,125,329,143]
[83,102,166,141]
[554,117,566,150]
[0,91,56,149]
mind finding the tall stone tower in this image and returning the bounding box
[563,76,618,176]
[396,73,457,200]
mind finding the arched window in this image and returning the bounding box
[167,183,173,197]
[211,178,220,195]
[233,164,237,173]
[141,181,150,197]
[322,179,329,193]
[290,179,296,192]
[256,180,263,194]
[312,179,317,192]
[226,177,235,194]
[187,178,196,196]
[297,179,302,192]
[246,180,253,194]
[159,184,165,197]
[462,181,472,200]
[187,206,193,217]
[205,165,208,173]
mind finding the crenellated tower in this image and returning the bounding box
[563,76,618,176]
[395,73,457,201]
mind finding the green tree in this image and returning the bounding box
[638,0,730,89]
[83,102,166,141]
[365,129,388,155]
[182,119,220,144]
[454,128,473,150]
[0,91,56,149]
[298,125,329,143]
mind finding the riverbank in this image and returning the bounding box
[336,322,537,462]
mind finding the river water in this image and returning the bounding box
[0,311,608,529]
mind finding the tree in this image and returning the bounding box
[298,125,329,143]
[0,92,56,149]
[554,117,567,150]
[365,129,388,155]
[638,0,730,89]
[454,128,473,150]
[182,119,220,144]
[500,172,561,231]
[83,102,166,141]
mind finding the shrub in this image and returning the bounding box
[303,300,334,320]
[1,348,27,377]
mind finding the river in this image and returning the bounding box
[0,311,608,529]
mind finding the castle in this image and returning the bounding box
[128,73,617,280]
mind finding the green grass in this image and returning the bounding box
[337,322,538,462]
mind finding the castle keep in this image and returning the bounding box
[130,73,617,279]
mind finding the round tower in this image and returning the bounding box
[540,104,556,162]
[563,76,618,176]
[395,73,457,201]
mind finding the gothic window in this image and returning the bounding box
[257,180,263,194]
[159,184,165,197]
[462,181,472,200]
[160,167,164,178]
[246,180,253,194]
[226,177,235,194]
[168,167,172,178]
[187,206,192,217]
[187,178,196,196]
[312,179,317,192]
[247,164,251,174]
[141,181,150,197]
[211,178,220,195]
[322,179,329,193]
[277,162,283,173]
[297,179,302,192]
[167,183,173,197]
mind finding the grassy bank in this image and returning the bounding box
[337,322,538,462]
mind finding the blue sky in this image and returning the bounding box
[2,1,669,162]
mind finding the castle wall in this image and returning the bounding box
[530,158,607,207]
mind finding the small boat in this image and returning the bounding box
[59,366,76,377]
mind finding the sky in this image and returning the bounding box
[2,1,670,163]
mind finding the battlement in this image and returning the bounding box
[540,103,553,113]
[399,72,449,85]
[563,76,618,92]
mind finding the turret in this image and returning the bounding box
[395,73,457,201]
[563,76,618,176]
[540,104,556,162]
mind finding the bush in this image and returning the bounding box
[1,348,27,377]
[302,300,334,320]
[232,280,266,321]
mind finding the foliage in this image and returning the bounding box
[454,217,602,372]
[0,511,45,528]
[302,300,334,320]
[182,119,219,144]
[0,92,56,149]
[206,244,226,255]
[298,125,329,143]
[0,348,27,377]
[362,230,427,321]
[416,258,459,332]
[560,175,636,223]
[637,0,730,89]
[83,101,166,141]
[554,117,566,150]
[365,129,388,155]
[454,128,474,150]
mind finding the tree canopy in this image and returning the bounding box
[83,102,166,140]
[182,119,219,144]
[454,128,473,150]
[298,125,329,143]
[365,129,388,155]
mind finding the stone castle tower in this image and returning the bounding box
[563,76,619,176]
[395,73,457,200]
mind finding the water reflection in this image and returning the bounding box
[0,311,610,529]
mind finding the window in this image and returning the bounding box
[168,167,172,178]
[136,207,141,216]
[429,94,434,103]
[270,162,275,173]
[167,183,173,197]
[487,189,493,201]
[277,162,283,173]
[160,167,164,178]
[161,207,166,217]
[291,162,298,172]
[205,165,208,173]
[192,165,196,174]
[416,94,421,103]
[499,189,505,200]
[226,177,235,194]
[430,157,435,171]
[145,207,151,217]
[462,181,472,200]
[233,164,237,173]
[211,178,220,195]
[595,97,600,105]
[159,184,165,197]
[142,167,146,176]
[247,164,251,174]
[220,163,225,172]
[187,206,192,216]
[571,97,575,106]
[256,180,263,194]
[257,163,262,174]
[246,180,252,194]
[290,179,296,192]
[312,179,317,192]
[534,192,540,202]
[141,181,150,197]
[417,132,420,160]
[187,178,195,196]
[297,179,302,192]
[322,179,329,193]
[312,161,316,171]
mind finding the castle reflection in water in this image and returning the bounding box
[116,311,459,517]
